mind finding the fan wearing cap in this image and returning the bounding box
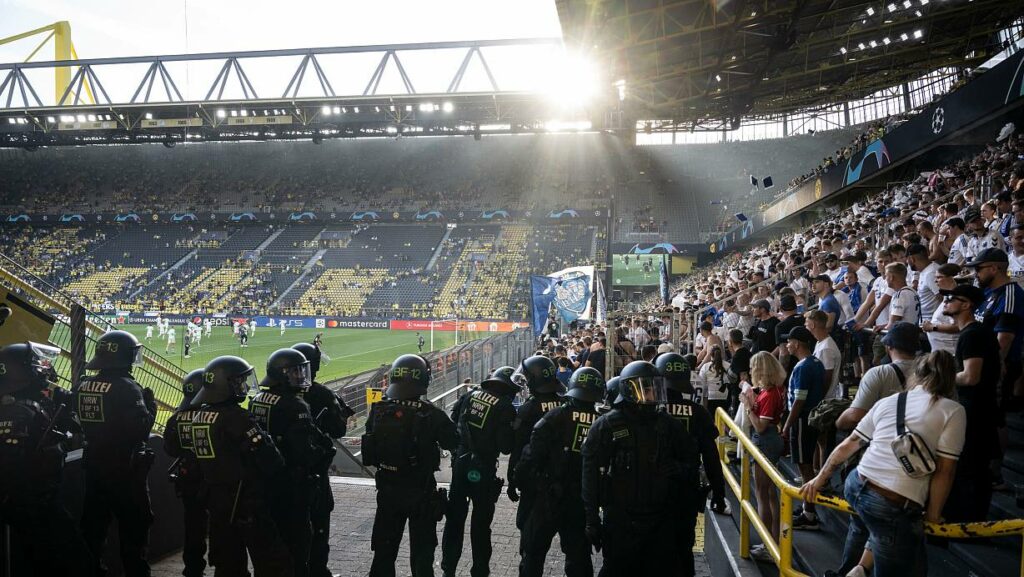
[966,211,1006,259]
[780,326,827,531]
[965,247,1024,490]
[940,283,999,522]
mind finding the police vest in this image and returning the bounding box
[458,388,504,456]
[550,404,597,488]
[0,398,63,496]
[604,411,699,515]
[362,399,440,474]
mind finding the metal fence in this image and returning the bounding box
[331,327,535,435]
[0,253,185,431]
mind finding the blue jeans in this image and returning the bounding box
[838,469,927,577]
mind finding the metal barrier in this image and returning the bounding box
[0,253,185,431]
[326,327,534,436]
[713,407,1024,577]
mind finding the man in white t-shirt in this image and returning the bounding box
[966,213,1006,258]
[807,310,842,399]
[943,217,969,266]
[884,262,919,329]
[1009,224,1024,289]
[907,244,940,321]
[853,250,893,364]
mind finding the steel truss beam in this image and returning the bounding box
[0,38,562,111]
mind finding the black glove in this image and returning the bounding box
[142,388,157,415]
[507,485,519,503]
[585,524,602,552]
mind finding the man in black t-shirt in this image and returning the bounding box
[943,284,999,522]
[586,337,608,378]
[775,294,805,373]
[747,299,779,354]
[727,329,751,412]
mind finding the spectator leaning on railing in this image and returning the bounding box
[801,351,966,577]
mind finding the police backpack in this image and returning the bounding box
[361,400,431,473]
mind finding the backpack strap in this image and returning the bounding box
[891,364,906,388]
[896,391,908,437]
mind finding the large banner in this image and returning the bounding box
[389,319,522,333]
[530,265,595,336]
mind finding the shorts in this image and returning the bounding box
[789,415,818,466]
[853,330,872,358]
[753,429,784,464]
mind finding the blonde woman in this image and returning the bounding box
[739,351,788,561]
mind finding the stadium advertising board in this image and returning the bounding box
[389,320,522,333]
[4,208,609,225]
[717,47,1024,251]
[126,313,389,329]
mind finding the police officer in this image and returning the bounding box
[362,354,458,577]
[506,354,564,532]
[293,341,353,577]
[75,330,157,577]
[163,369,208,577]
[251,348,330,577]
[582,360,701,576]
[517,366,605,577]
[0,342,94,577]
[190,355,293,577]
[441,366,519,577]
[656,352,728,576]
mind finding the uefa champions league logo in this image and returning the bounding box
[553,272,592,319]
[932,107,945,134]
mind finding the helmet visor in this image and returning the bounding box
[230,369,260,399]
[319,350,331,366]
[29,342,60,368]
[283,362,312,390]
[621,376,667,405]
[511,368,529,390]
[132,346,145,367]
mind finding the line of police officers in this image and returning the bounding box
[0,330,724,577]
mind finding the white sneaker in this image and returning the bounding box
[846,565,868,577]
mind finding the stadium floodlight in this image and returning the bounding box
[903,0,911,8]
[869,40,878,48]
[405,105,413,112]
[919,0,928,4]
[913,29,923,38]
[887,3,897,11]
[353,107,360,113]
[442,102,454,112]
[866,6,875,15]
[340,107,347,113]
[389,105,396,112]
[419,103,433,112]
[883,37,891,44]
[60,115,74,122]
[75,114,85,122]
[858,42,866,50]
[230,110,238,117]
[840,46,848,54]
[321,105,332,115]
[86,114,96,122]
[46,116,55,123]
[386,125,398,134]
[374,106,381,113]
[216,109,226,118]
[914,10,922,16]
[5,118,14,125]
[543,50,600,108]
[715,74,722,82]
[240,109,248,117]
[332,106,340,114]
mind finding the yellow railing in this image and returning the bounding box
[713,407,1024,577]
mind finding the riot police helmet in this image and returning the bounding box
[179,368,205,409]
[86,330,143,371]
[263,348,312,392]
[654,352,693,393]
[604,376,622,407]
[511,355,562,395]
[0,341,60,395]
[480,366,521,398]
[191,356,259,407]
[616,361,667,406]
[566,367,605,403]
[292,342,328,379]
[386,354,431,400]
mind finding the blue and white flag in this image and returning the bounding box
[530,275,558,338]
[595,275,607,325]
[530,266,595,337]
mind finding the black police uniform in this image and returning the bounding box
[191,356,293,577]
[297,337,353,577]
[582,362,701,577]
[517,367,604,577]
[440,367,517,577]
[657,353,727,576]
[250,349,330,577]
[363,354,458,577]
[75,331,157,577]
[163,369,209,577]
[0,342,94,577]
[507,356,564,531]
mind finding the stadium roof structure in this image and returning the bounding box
[556,0,1021,129]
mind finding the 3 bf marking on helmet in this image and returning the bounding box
[391,367,421,380]
[665,362,688,373]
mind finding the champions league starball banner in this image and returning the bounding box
[530,266,595,337]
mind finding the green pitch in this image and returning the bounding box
[612,254,661,286]
[122,325,495,384]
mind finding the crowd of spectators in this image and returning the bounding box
[610,131,1024,574]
